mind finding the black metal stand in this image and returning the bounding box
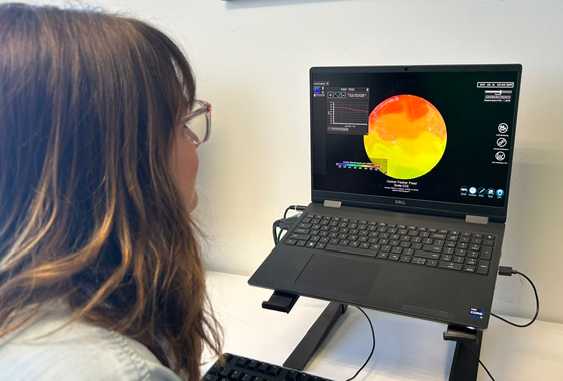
[279,301,483,380]
[283,301,348,370]
[446,326,483,381]
[262,290,300,313]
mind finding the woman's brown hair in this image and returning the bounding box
[0,3,221,379]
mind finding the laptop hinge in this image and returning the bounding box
[465,215,489,225]
[323,200,342,208]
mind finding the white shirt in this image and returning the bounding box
[0,303,183,381]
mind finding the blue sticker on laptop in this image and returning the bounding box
[469,308,485,319]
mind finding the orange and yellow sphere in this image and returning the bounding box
[364,95,447,180]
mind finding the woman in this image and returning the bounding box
[0,3,221,380]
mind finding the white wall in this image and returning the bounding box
[9,0,563,324]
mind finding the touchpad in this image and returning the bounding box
[295,254,379,296]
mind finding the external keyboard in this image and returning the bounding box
[284,213,496,275]
[202,353,334,381]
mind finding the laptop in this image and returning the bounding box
[249,64,522,330]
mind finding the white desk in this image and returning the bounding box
[202,271,563,381]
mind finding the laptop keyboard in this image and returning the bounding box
[284,213,495,275]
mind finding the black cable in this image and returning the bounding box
[493,268,539,328]
[272,217,300,244]
[283,204,306,219]
[273,205,306,245]
[272,221,279,244]
[344,306,376,381]
[462,342,496,381]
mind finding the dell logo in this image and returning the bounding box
[395,200,406,205]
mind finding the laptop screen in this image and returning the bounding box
[310,65,522,222]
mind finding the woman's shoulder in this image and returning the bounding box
[0,303,182,381]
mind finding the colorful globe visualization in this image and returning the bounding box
[364,95,447,180]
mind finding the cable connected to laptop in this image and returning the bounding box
[284,205,307,219]
[272,205,306,244]
[344,306,375,381]
[458,266,540,381]
[493,266,540,327]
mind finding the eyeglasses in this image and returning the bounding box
[180,100,211,147]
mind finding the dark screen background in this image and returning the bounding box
[311,67,521,209]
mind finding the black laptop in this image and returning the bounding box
[249,64,522,330]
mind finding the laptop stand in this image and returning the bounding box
[263,294,482,381]
[283,301,348,371]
